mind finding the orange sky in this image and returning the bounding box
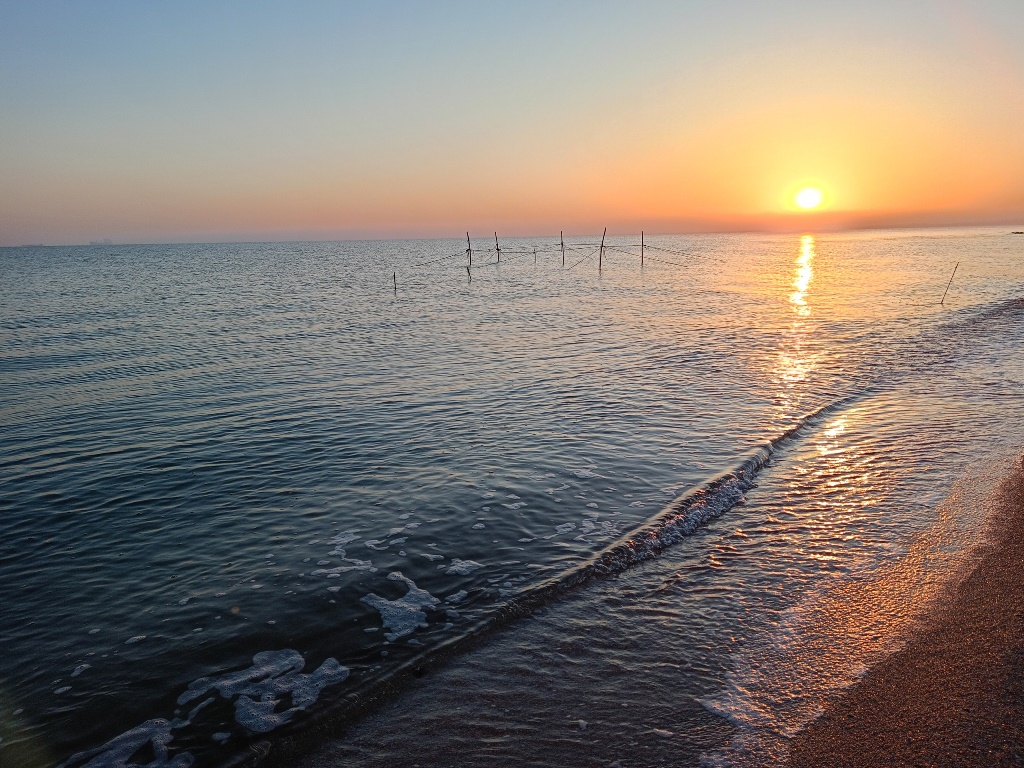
[2,2,1023,244]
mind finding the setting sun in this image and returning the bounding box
[795,187,824,210]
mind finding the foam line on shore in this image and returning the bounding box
[250,394,863,768]
[786,452,1024,767]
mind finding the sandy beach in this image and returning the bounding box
[789,455,1024,767]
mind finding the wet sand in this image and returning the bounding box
[789,456,1024,767]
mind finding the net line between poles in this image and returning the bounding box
[394,235,690,286]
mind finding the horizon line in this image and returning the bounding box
[5,219,1024,249]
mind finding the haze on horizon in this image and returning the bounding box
[2,0,1023,247]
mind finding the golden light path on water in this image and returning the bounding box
[703,233,1007,765]
[772,234,819,419]
[790,235,814,316]
[704,433,1001,765]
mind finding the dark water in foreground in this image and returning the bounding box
[1,228,1022,767]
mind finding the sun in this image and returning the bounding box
[795,187,824,210]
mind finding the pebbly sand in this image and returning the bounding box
[788,455,1024,767]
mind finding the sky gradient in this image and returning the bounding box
[2,0,1023,245]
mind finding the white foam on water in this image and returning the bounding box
[446,559,482,575]
[185,698,213,723]
[58,719,193,768]
[360,572,441,641]
[445,590,468,603]
[124,636,146,645]
[72,664,91,678]
[177,650,349,734]
[700,455,1005,767]
[312,555,373,577]
[420,553,444,562]
[327,531,360,555]
[554,523,576,534]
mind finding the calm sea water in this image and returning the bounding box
[1,229,1022,767]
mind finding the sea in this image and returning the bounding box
[1,227,1022,768]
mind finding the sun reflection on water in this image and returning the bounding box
[790,236,814,317]
[772,235,820,416]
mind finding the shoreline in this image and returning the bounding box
[788,455,1024,767]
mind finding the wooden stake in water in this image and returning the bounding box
[641,230,645,268]
[561,231,565,266]
[494,232,501,264]
[393,272,397,293]
[466,232,473,267]
[940,261,960,305]
[599,227,607,272]
[533,247,537,264]
[467,266,472,282]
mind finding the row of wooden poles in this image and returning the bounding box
[392,228,675,290]
[466,228,634,269]
[392,234,968,304]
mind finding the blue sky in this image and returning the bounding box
[2,1,1023,244]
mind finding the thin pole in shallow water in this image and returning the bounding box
[393,272,397,293]
[495,232,501,264]
[641,230,644,268]
[599,227,607,272]
[941,261,960,305]
[466,233,473,267]
[560,231,565,266]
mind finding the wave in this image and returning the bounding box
[251,394,863,767]
[53,394,863,768]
